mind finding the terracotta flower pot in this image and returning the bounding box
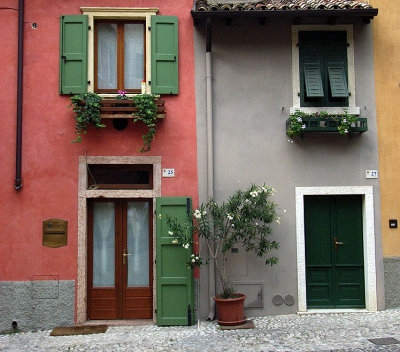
[213,293,246,326]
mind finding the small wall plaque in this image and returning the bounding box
[43,219,68,248]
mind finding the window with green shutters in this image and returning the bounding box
[59,14,178,95]
[299,31,349,107]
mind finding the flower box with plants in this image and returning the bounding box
[69,91,164,152]
[286,110,368,139]
[165,184,281,326]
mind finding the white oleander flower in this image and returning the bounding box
[202,211,207,216]
[158,214,162,219]
[168,231,173,236]
[195,256,199,260]
[172,239,178,244]
[297,117,302,122]
[191,259,195,263]
[276,220,280,224]
[193,209,202,219]
[301,124,306,129]
[283,209,287,213]
[345,129,348,133]
[227,214,233,221]
[343,118,347,123]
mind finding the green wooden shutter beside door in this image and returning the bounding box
[59,15,88,95]
[156,197,193,326]
[151,16,179,95]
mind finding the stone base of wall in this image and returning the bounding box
[384,257,400,309]
[0,280,75,333]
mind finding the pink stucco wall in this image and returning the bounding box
[0,0,198,281]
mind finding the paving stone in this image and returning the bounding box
[2,309,400,351]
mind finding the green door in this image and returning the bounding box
[305,195,365,308]
[156,197,194,325]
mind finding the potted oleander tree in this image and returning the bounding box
[165,184,281,325]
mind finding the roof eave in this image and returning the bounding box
[191,8,378,20]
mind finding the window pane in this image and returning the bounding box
[93,202,115,287]
[97,23,117,89]
[124,24,144,89]
[127,202,149,287]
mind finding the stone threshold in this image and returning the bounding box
[77,319,153,327]
[298,309,369,315]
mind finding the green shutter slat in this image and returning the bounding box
[151,16,178,95]
[304,64,324,98]
[328,66,349,98]
[59,15,88,95]
[156,197,193,326]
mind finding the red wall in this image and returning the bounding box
[0,0,198,281]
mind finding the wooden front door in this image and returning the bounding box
[305,195,365,308]
[88,199,153,319]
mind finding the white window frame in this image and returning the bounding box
[291,25,360,115]
[81,7,159,97]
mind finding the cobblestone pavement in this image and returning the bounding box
[2,309,400,351]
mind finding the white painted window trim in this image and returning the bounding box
[81,7,159,97]
[76,156,161,324]
[291,25,359,115]
[295,186,377,313]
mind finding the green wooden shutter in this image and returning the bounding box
[156,197,193,326]
[304,64,324,97]
[151,16,178,95]
[328,66,349,97]
[59,15,88,95]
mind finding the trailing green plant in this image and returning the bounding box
[287,109,358,138]
[70,92,104,143]
[133,94,158,152]
[164,184,282,299]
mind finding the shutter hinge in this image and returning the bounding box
[186,198,190,217]
[348,92,351,96]
[347,42,350,47]
[155,259,156,264]
[61,55,66,59]
[61,15,64,19]
[148,26,151,31]
[148,80,151,85]
[88,25,91,30]
[297,92,300,97]
[174,56,176,62]
[155,309,157,314]
[154,210,156,215]
[87,80,90,84]
[296,43,299,47]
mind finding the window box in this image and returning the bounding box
[286,115,367,137]
[99,98,165,119]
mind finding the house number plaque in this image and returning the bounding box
[42,219,68,248]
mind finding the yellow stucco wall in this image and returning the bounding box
[371,0,400,256]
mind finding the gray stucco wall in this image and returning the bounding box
[194,18,384,317]
[384,257,400,309]
[0,280,75,333]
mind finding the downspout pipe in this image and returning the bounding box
[15,0,24,190]
[205,17,216,321]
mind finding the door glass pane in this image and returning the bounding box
[124,24,144,89]
[127,202,149,286]
[97,23,117,89]
[93,202,115,287]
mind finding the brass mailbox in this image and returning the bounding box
[43,219,68,248]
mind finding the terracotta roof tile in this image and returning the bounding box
[194,0,374,12]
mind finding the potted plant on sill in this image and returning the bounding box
[165,184,281,326]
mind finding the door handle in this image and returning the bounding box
[123,249,131,265]
[334,237,344,250]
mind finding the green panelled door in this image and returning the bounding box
[156,197,194,325]
[305,196,365,308]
